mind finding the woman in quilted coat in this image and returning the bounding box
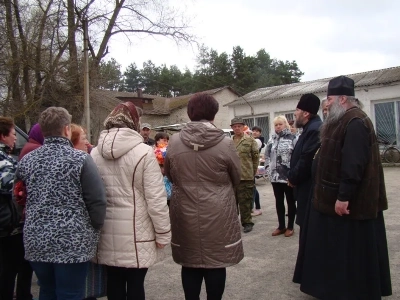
[91,102,171,300]
[164,93,243,300]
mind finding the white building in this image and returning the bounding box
[225,66,400,144]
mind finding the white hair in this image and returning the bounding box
[346,96,363,109]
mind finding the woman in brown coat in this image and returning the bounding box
[164,93,243,300]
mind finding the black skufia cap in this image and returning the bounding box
[327,75,355,96]
[296,93,320,115]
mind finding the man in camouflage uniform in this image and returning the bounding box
[231,117,259,233]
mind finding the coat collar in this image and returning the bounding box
[44,136,74,147]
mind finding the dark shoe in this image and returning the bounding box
[272,228,286,236]
[243,224,253,233]
[284,228,294,237]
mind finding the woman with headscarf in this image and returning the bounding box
[164,93,243,300]
[19,123,44,159]
[90,102,171,300]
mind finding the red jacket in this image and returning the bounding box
[15,138,43,219]
[19,139,42,160]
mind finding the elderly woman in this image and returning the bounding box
[164,93,243,300]
[90,102,171,300]
[266,115,297,237]
[70,124,89,153]
[15,107,107,300]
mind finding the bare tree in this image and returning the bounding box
[0,0,195,131]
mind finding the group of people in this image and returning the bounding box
[0,75,393,300]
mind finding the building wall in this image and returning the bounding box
[141,88,238,137]
[229,83,400,140]
[212,88,237,129]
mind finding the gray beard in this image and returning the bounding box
[320,100,346,141]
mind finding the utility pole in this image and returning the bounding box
[82,18,91,142]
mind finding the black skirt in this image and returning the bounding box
[293,201,392,300]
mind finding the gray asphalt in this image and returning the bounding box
[31,168,399,299]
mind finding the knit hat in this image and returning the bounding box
[28,123,44,145]
[327,75,355,96]
[104,102,140,132]
[296,94,320,115]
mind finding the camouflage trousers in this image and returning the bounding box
[235,180,254,226]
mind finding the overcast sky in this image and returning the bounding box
[107,0,400,82]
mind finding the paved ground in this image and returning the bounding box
[31,168,399,299]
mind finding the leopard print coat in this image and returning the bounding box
[17,137,101,263]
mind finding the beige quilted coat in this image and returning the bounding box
[164,122,244,268]
[91,128,171,268]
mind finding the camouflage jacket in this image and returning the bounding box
[0,143,17,195]
[233,134,259,180]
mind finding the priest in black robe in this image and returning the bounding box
[293,76,392,300]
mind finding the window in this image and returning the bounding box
[374,101,399,145]
[243,115,269,140]
[284,113,295,122]
[275,111,295,122]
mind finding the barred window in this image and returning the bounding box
[243,115,269,140]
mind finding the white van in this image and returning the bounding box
[222,129,234,138]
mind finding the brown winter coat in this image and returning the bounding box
[164,121,244,268]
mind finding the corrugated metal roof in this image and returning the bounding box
[226,66,400,106]
[90,90,169,115]
[91,86,239,116]
[151,86,239,114]
[92,89,155,100]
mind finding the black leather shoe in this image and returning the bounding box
[243,224,253,233]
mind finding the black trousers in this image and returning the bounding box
[0,234,33,300]
[181,267,226,300]
[272,182,296,230]
[253,187,261,210]
[106,266,148,300]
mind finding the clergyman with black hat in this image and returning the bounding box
[230,117,259,233]
[287,93,322,230]
[293,76,392,299]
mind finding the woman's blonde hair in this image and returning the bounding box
[273,115,290,129]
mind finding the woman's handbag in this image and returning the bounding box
[84,262,107,298]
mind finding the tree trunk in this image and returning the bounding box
[4,0,21,117]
